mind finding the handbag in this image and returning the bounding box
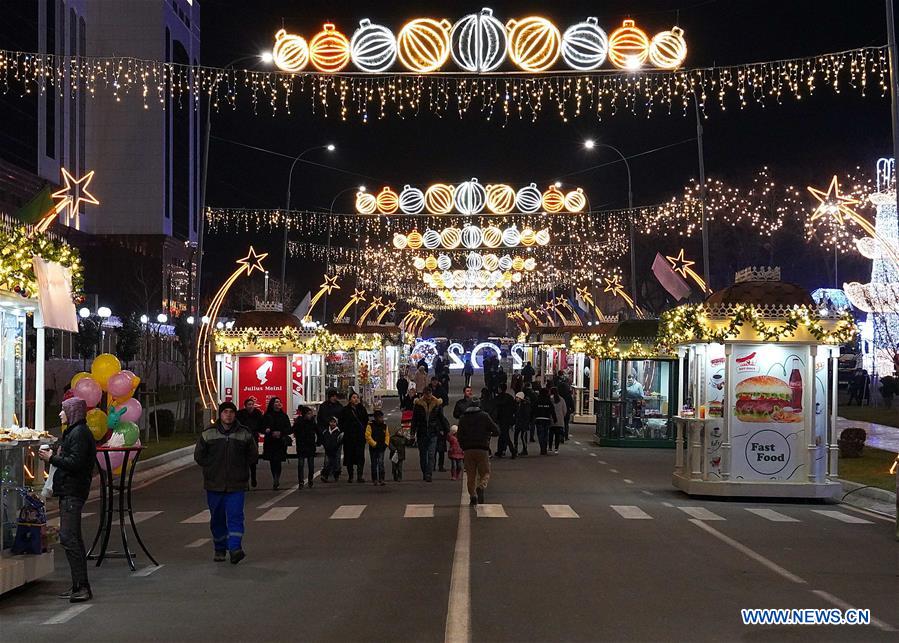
[390,450,399,464]
[41,464,56,499]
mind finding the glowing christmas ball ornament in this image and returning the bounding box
[467,252,483,270]
[512,256,525,271]
[397,18,452,72]
[425,255,438,271]
[356,190,377,214]
[516,183,542,213]
[272,29,309,72]
[485,183,515,214]
[407,230,423,249]
[512,272,522,283]
[309,23,351,73]
[608,19,649,70]
[564,188,587,212]
[462,224,483,249]
[398,185,425,214]
[561,17,608,71]
[523,257,536,271]
[502,225,521,247]
[506,17,561,72]
[483,254,499,271]
[535,228,551,246]
[499,255,513,270]
[442,270,453,284]
[542,185,565,212]
[451,8,507,72]
[437,254,451,271]
[426,183,455,214]
[393,233,408,249]
[649,26,687,70]
[422,228,441,249]
[351,19,397,72]
[454,178,487,215]
[376,186,399,214]
[453,270,467,284]
[476,271,489,288]
[482,226,502,248]
[413,256,426,270]
[520,227,537,246]
[440,226,461,249]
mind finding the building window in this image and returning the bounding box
[171,40,190,240]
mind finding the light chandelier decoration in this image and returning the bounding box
[392,224,551,250]
[272,14,684,75]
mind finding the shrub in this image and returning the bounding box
[149,409,176,437]
[838,427,866,458]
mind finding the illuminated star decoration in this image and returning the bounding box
[305,275,342,320]
[50,168,100,229]
[666,248,709,293]
[556,295,582,326]
[603,275,636,309]
[357,295,384,326]
[375,300,396,324]
[237,246,269,276]
[577,285,606,320]
[335,288,366,322]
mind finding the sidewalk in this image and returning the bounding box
[836,416,899,452]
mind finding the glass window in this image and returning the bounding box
[597,358,676,443]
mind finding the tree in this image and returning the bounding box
[116,312,143,367]
[73,317,101,370]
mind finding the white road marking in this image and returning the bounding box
[133,564,164,577]
[475,504,507,518]
[745,508,799,522]
[132,511,162,524]
[640,490,654,496]
[811,590,897,632]
[611,505,653,520]
[405,504,434,518]
[42,604,93,624]
[185,538,210,548]
[588,453,597,457]
[543,504,579,518]
[445,475,471,643]
[47,512,94,528]
[688,519,806,584]
[622,479,634,484]
[181,510,210,524]
[598,460,607,465]
[573,440,582,445]
[678,506,725,521]
[838,504,895,523]
[257,484,299,509]
[661,501,674,507]
[609,468,620,473]
[256,506,299,521]
[330,505,366,519]
[811,509,873,524]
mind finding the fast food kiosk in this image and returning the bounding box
[667,268,854,498]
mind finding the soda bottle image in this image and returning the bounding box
[788,357,803,411]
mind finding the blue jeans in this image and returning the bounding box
[323,450,341,479]
[206,490,245,552]
[297,454,315,484]
[369,447,386,481]
[418,434,437,478]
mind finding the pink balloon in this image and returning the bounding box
[107,371,134,398]
[73,377,102,408]
[120,398,142,423]
[96,449,125,472]
[128,439,142,462]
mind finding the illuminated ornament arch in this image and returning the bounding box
[454,178,487,215]
[561,17,608,71]
[649,26,687,70]
[506,16,561,72]
[608,19,650,70]
[397,18,452,72]
[351,19,397,73]
[376,186,399,214]
[399,184,425,214]
[542,184,565,212]
[516,183,542,213]
[564,188,587,213]
[451,7,507,72]
[355,190,377,214]
[272,29,309,73]
[471,341,502,368]
[486,183,515,214]
[426,183,455,214]
[309,23,351,73]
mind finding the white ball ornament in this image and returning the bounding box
[399,185,425,214]
[499,255,513,271]
[462,224,483,249]
[516,183,542,213]
[535,228,551,246]
[649,26,687,70]
[437,254,451,271]
[423,228,441,249]
[393,233,408,249]
[450,8,507,72]
[562,18,608,71]
[523,257,536,271]
[466,252,483,271]
[502,226,521,247]
[351,19,397,72]
[455,178,487,215]
[413,256,426,270]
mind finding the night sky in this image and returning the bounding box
[200,0,894,322]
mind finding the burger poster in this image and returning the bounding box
[730,345,807,481]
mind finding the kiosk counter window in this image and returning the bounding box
[0,308,26,428]
[595,358,677,447]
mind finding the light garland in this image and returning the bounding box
[392,225,551,250]
[0,223,83,298]
[570,334,668,360]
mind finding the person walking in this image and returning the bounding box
[236,397,263,488]
[453,386,476,420]
[262,397,291,490]
[389,425,408,481]
[339,392,369,483]
[523,382,538,443]
[557,371,575,442]
[533,387,556,455]
[317,388,344,438]
[457,400,499,505]
[412,386,448,482]
[549,387,567,454]
[494,383,517,458]
[431,377,449,471]
[293,406,319,489]
[396,372,409,402]
[521,361,535,386]
[463,356,474,388]
[38,396,96,602]
[414,364,429,393]
[319,416,343,482]
[447,425,464,480]
[513,391,532,456]
[193,401,257,565]
[365,409,390,486]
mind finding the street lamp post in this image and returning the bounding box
[322,185,365,322]
[283,144,336,308]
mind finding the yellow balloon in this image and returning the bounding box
[70,371,91,389]
[86,408,108,441]
[91,354,121,390]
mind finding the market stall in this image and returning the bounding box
[663,268,856,498]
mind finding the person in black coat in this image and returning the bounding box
[317,389,344,437]
[38,396,96,602]
[293,406,319,488]
[430,377,449,471]
[396,374,409,401]
[494,383,517,458]
[236,397,263,488]
[262,397,291,490]
[513,392,532,456]
[339,392,369,482]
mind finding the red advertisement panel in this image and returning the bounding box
[237,355,288,408]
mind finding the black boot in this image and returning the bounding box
[476,488,485,504]
[230,549,246,565]
[69,585,92,603]
[58,587,75,599]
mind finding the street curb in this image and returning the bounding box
[139,444,195,469]
[837,478,897,518]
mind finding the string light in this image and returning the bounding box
[506,16,562,72]
[397,18,453,72]
[272,29,309,72]
[308,23,351,73]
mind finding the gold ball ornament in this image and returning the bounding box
[482,226,502,248]
[506,17,561,72]
[649,26,687,70]
[512,257,525,271]
[356,191,377,214]
[425,255,438,271]
[485,183,515,214]
[564,188,587,212]
[272,29,309,73]
[542,185,565,212]
[376,186,399,214]
[397,18,452,72]
[425,183,455,214]
[482,254,499,271]
[309,23,351,73]
[440,226,462,249]
[520,227,537,246]
[406,230,423,249]
[608,19,650,69]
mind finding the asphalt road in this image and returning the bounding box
[2,374,897,642]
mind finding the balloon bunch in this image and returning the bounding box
[68,353,143,474]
